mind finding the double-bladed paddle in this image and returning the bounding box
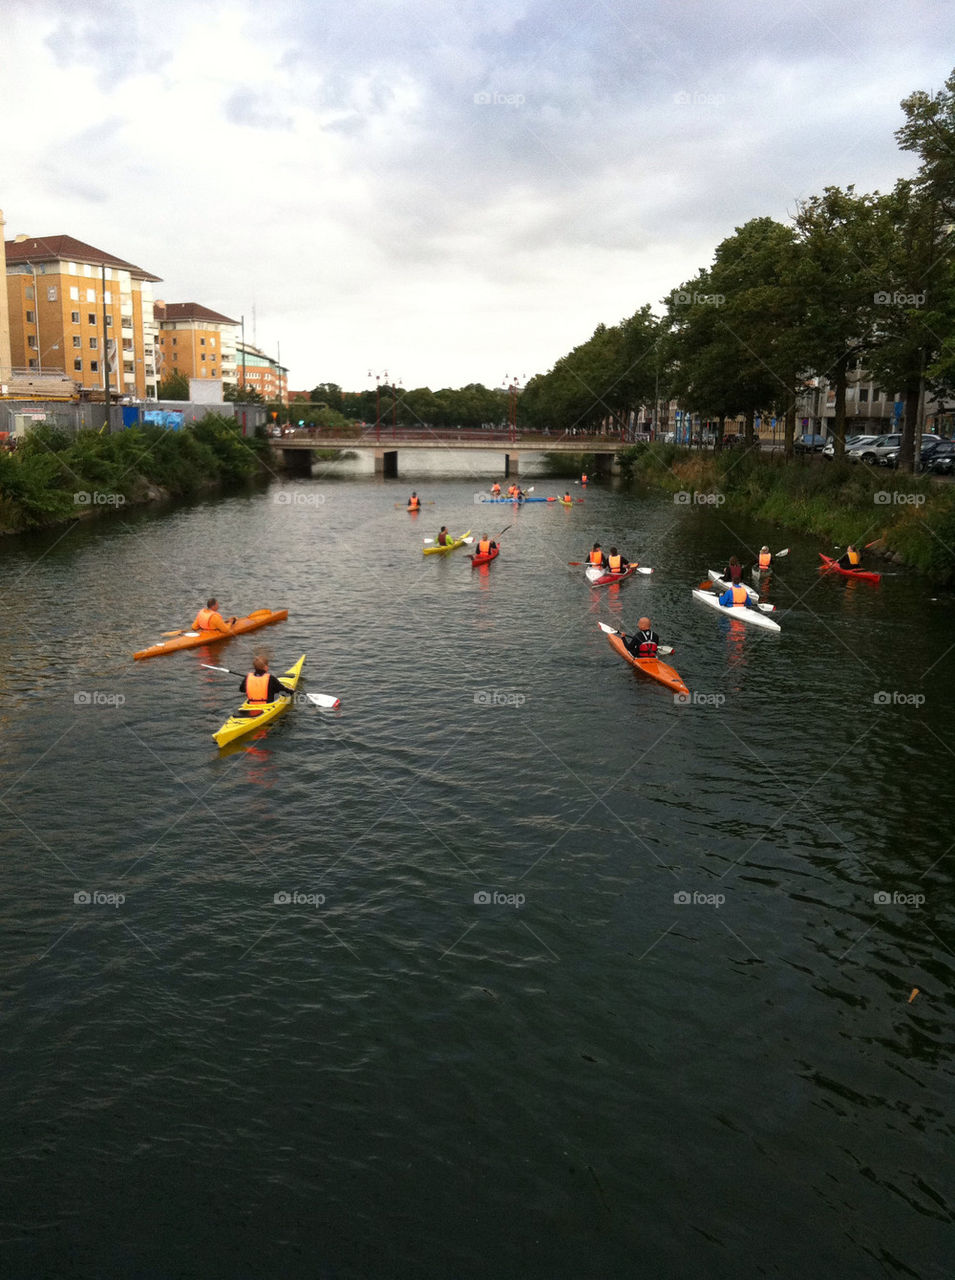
[597,621,674,656]
[200,663,340,708]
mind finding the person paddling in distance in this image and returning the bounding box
[476,533,497,556]
[490,481,502,496]
[838,544,864,571]
[757,545,772,571]
[240,655,292,703]
[718,580,755,609]
[436,525,451,547]
[606,546,630,575]
[192,597,237,634]
[407,491,421,511]
[720,555,744,584]
[587,542,606,569]
[563,491,572,503]
[624,616,662,659]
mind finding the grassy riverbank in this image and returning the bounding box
[617,444,955,582]
[0,415,272,533]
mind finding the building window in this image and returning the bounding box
[201,354,206,361]
[25,286,35,301]
[28,336,38,349]
[200,337,206,346]
[124,361,134,374]
[83,264,92,277]
[26,310,35,323]
[74,359,83,371]
[70,287,79,301]
[859,388,869,403]
[90,360,98,372]
[71,311,80,324]
[172,337,177,346]
[172,354,177,362]
[104,291,112,304]
[28,358,38,369]
[86,288,95,302]
[73,336,81,348]
[89,337,98,349]
[48,286,58,302]
[105,315,112,327]
[88,313,96,325]
[123,339,133,351]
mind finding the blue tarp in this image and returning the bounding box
[143,410,185,430]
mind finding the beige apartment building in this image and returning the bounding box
[4,233,161,399]
[155,302,238,389]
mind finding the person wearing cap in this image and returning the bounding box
[192,597,236,633]
[757,546,772,570]
[624,616,662,659]
[239,655,292,703]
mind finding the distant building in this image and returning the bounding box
[235,340,287,404]
[3,232,161,399]
[155,301,238,391]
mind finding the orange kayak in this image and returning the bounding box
[133,608,289,660]
[605,630,689,696]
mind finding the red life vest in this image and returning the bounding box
[731,584,749,605]
[245,671,272,702]
[608,554,622,572]
[589,549,603,565]
[635,632,658,658]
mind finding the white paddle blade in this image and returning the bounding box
[305,692,341,709]
[201,664,230,673]
[757,603,776,613]
[462,536,475,545]
[635,566,653,575]
[597,622,618,634]
[657,646,674,655]
[775,548,790,557]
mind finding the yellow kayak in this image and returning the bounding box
[213,655,305,748]
[423,530,471,555]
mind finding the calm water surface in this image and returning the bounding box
[1,467,952,1279]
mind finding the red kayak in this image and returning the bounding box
[470,546,500,567]
[818,553,881,584]
[586,564,636,586]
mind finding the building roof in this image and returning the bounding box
[4,234,161,282]
[155,301,239,326]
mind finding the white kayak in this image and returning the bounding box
[707,569,759,601]
[692,588,781,632]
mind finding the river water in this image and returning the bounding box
[1,459,952,1279]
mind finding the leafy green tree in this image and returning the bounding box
[157,370,190,400]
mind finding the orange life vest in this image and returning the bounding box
[478,539,491,554]
[491,484,501,494]
[581,474,588,484]
[245,671,272,702]
[194,607,219,631]
[608,554,623,572]
[408,497,420,509]
[731,584,749,605]
[758,551,771,569]
[589,549,603,565]
[848,549,861,566]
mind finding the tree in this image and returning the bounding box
[157,370,190,400]
[224,383,264,404]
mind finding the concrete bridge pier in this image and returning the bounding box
[504,453,518,478]
[282,448,313,476]
[374,449,399,477]
[591,452,614,478]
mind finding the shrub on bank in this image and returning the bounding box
[0,414,271,532]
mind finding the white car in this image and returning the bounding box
[822,434,878,459]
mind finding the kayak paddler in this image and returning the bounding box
[720,555,744,584]
[491,481,502,495]
[838,545,863,571]
[624,616,661,659]
[436,526,451,546]
[476,534,497,555]
[192,598,237,633]
[240,656,291,703]
[563,491,572,503]
[606,546,630,574]
[407,492,421,510]
[757,546,772,570]
[588,543,606,568]
[718,581,754,609]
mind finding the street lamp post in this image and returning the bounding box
[368,369,388,443]
[504,374,523,443]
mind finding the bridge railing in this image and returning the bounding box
[272,426,646,445]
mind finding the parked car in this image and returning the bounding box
[884,439,955,472]
[794,433,827,453]
[846,433,942,465]
[822,434,878,459]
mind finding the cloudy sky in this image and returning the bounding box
[3,1,951,393]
